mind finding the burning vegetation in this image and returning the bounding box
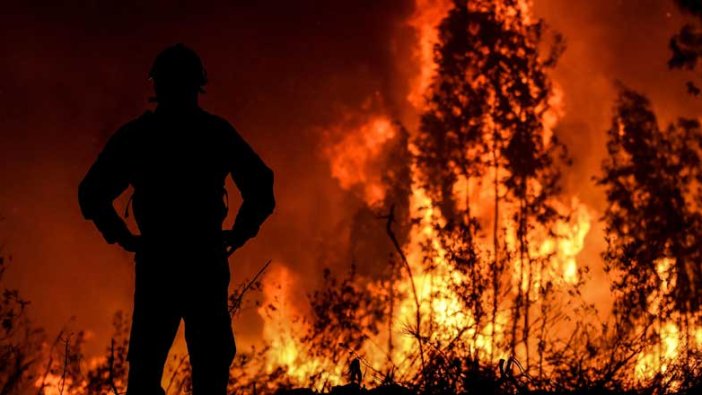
[5,0,702,394]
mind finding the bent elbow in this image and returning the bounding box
[78,176,109,220]
[264,195,276,218]
[262,167,276,216]
[78,178,95,220]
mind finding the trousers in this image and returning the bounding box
[125,246,236,395]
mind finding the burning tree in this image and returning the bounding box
[414,0,571,380]
[597,85,702,380]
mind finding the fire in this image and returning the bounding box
[258,264,327,385]
[635,322,681,381]
[260,0,599,384]
[536,198,591,284]
[633,258,691,384]
[35,373,77,395]
[324,115,397,206]
[243,0,698,391]
[33,356,114,395]
[406,0,453,109]
[542,83,565,145]
[3,0,700,393]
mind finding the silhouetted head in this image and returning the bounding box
[149,44,207,107]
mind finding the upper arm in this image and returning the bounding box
[78,125,133,219]
[224,122,269,178]
[222,120,275,208]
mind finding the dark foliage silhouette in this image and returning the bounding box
[0,252,43,395]
[669,0,702,93]
[596,86,702,388]
[597,86,702,321]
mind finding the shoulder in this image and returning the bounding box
[110,111,153,144]
[200,111,247,148]
[121,111,154,131]
[200,111,238,134]
[98,112,154,158]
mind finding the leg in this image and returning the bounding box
[183,265,235,395]
[126,268,181,395]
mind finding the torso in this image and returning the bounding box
[123,109,233,245]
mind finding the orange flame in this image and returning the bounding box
[324,115,397,206]
[406,0,453,109]
[256,0,702,388]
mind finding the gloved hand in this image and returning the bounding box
[223,224,260,252]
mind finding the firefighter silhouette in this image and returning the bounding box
[79,44,275,395]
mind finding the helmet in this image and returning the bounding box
[149,44,207,93]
